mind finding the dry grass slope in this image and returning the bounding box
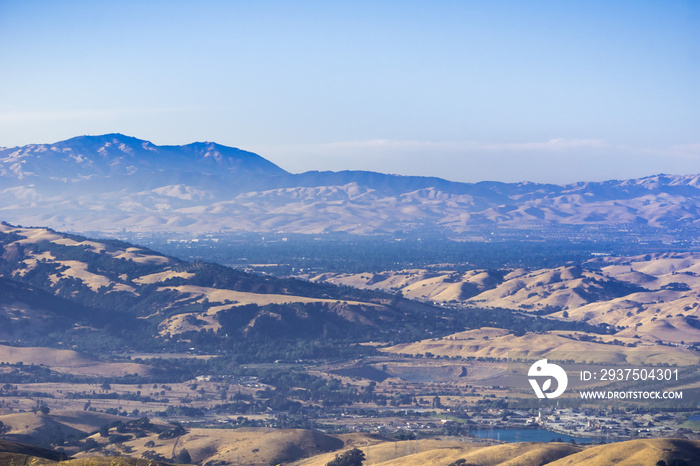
[547,438,700,465]
[0,345,154,377]
[0,439,178,465]
[3,434,700,466]
[0,412,86,445]
[380,327,700,366]
[97,427,344,465]
[292,439,478,465]
[297,438,700,466]
[310,252,700,345]
[371,442,582,466]
[295,440,583,466]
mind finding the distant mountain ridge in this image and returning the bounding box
[1,134,699,235]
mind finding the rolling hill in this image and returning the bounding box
[309,254,700,346]
[0,222,452,355]
[2,425,699,466]
[295,438,700,465]
[3,220,696,368]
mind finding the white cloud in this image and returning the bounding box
[478,138,609,152]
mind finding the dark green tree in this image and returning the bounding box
[0,420,9,436]
[173,447,192,464]
[448,460,478,466]
[326,448,365,466]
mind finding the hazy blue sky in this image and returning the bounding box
[0,1,698,183]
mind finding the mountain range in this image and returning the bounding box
[2,133,700,235]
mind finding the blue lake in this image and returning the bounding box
[470,428,602,444]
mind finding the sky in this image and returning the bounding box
[0,0,698,184]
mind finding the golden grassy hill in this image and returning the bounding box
[155,285,385,337]
[0,410,128,451]
[0,412,87,445]
[370,442,583,466]
[380,327,700,365]
[547,438,700,465]
[79,427,344,465]
[3,433,700,466]
[1,222,425,343]
[294,440,582,466]
[292,438,482,465]
[297,438,700,466]
[0,345,154,377]
[308,253,700,345]
[47,410,125,435]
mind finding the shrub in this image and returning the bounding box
[326,448,365,466]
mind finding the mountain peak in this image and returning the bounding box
[0,134,288,180]
[58,133,152,148]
